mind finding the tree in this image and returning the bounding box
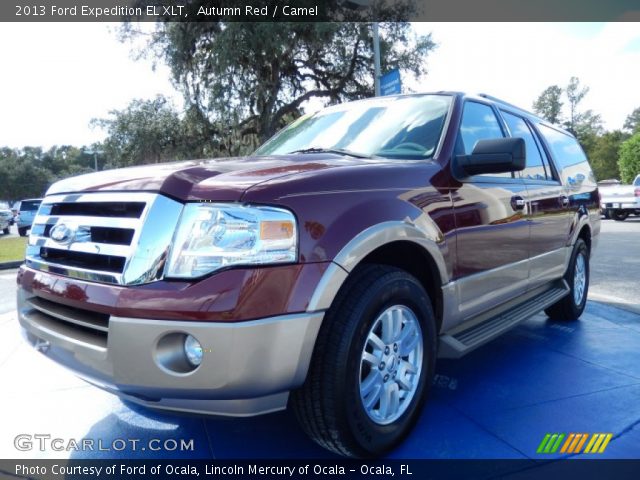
[0,150,52,201]
[618,133,640,184]
[564,76,589,134]
[91,96,207,166]
[122,16,435,152]
[532,85,563,124]
[573,109,604,155]
[623,107,640,134]
[588,130,625,180]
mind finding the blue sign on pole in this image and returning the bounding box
[380,69,401,96]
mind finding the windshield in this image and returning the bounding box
[255,94,452,160]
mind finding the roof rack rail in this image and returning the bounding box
[477,93,529,113]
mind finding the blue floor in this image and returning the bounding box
[2,301,639,459]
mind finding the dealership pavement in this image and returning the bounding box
[1,300,639,460]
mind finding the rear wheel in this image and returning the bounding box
[2,227,8,235]
[611,210,629,221]
[545,238,589,321]
[292,264,436,458]
[18,227,28,237]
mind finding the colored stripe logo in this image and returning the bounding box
[537,433,612,454]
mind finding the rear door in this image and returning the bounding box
[498,111,571,289]
[452,101,530,320]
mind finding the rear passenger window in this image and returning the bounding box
[457,102,511,178]
[538,124,588,170]
[501,111,549,181]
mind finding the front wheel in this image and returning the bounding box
[18,227,28,237]
[2,227,9,235]
[545,238,589,321]
[292,265,436,458]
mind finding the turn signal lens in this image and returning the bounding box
[260,220,294,240]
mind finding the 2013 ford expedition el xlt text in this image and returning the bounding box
[17,92,600,457]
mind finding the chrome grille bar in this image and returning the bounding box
[25,192,184,285]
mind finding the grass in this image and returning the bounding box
[0,236,27,262]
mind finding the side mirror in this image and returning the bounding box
[455,137,526,176]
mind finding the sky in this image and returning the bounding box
[0,22,639,149]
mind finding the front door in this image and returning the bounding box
[452,101,530,321]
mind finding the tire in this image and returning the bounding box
[602,209,610,220]
[291,264,437,458]
[2,227,8,235]
[18,227,28,237]
[611,210,629,221]
[545,238,589,321]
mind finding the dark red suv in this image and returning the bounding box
[17,92,600,457]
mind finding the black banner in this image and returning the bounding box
[2,459,640,480]
[2,0,640,22]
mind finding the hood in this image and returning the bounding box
[46,154,376,202]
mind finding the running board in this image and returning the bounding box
[438,281,569,359]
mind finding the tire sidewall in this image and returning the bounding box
[568,239,589,314]
[341,274,436,456]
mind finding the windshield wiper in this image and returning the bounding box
[288,147,373,159]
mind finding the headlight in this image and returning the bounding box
[166,203,297,278]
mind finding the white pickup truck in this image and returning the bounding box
[600,174,640,221]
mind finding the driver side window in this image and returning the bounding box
[457,102,511,178]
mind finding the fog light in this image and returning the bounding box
[184,335,203,367]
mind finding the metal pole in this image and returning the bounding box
[372,22,381,96]
[94,152,98,171]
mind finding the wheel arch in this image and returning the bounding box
[307,221,448,333]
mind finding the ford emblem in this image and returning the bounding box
[50,223,75,244]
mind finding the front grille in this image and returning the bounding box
[46,201,145,218]
[25,192,184,285]
[40,247,126,273]
[26,296,109,350]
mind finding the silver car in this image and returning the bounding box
[0,202,12,235]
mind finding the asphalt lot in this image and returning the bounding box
[589,216,640,312]
[0,217,639,460]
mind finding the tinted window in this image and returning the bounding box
[538,124,587,170]
[20,201,41,211]
[458,102,504,155]
[457,102,511,178]
[501,111,548,181]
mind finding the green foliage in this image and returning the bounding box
[623,107,640,134]
[618,133,640,183]
[564,76,589,134]
[0,146,96,202]
[0,149,52,201]
[91,96,209,167]
[122,17,435,151]
[532,85,563,125]
[587,130,626,180]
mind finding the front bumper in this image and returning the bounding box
[18,286,324,416]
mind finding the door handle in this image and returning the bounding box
[511,196,526,211]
